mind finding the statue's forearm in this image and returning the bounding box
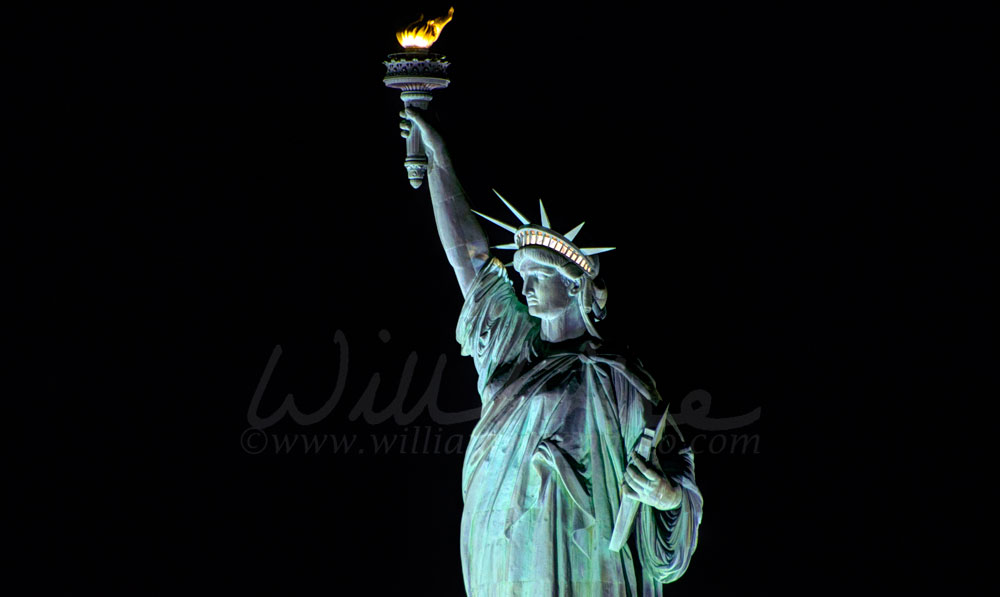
[427,152,490,297]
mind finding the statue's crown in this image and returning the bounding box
[472,190,615,278]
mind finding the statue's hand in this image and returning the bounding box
[624,449,683,511]
[399,107,448,167]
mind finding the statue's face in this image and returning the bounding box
[518,260,579,320]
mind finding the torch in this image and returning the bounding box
[384,7,454,189]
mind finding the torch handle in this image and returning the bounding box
[406,121,424,161]
[402,95,431,189]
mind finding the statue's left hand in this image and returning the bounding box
[624,449,683,511]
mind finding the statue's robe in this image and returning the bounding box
[457,258,703,597]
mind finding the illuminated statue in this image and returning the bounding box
[400,109,703,597]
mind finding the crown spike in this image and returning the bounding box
[493,189,530,225]
[539,199,551,228]
[471,210,518,233]
[491,243,519,250]
[580,247,616,255]
[564,221,585,242]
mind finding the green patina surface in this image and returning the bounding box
[456,258,702,597]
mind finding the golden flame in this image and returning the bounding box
[396,7,454,49]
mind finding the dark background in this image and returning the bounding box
[10,2,989,594]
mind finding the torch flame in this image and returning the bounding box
[396,7,454,49]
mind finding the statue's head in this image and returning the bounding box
[514,246,607,337]
[472,191,613,337]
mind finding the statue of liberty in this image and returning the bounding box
[399,108,703,597]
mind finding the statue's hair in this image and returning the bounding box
[513,246,608,339]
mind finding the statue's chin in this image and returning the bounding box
[527,304,546,318]
[528,304,557,320]
[528,301,573,320]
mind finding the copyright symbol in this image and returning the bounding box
[241,427,268,455]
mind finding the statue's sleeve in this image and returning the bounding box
[634,444,703,592]
[455,256,537,396]
[614,365,704,593]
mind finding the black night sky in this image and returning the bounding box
[10,2,989,595]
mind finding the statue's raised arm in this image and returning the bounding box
[400,108,490,298]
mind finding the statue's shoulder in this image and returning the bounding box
[588,338,643,367]
[461,257,531,326]
[584,339,660,400]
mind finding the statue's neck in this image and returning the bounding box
[539,307,588,343]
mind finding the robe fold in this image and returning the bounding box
[456,258,703,597]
